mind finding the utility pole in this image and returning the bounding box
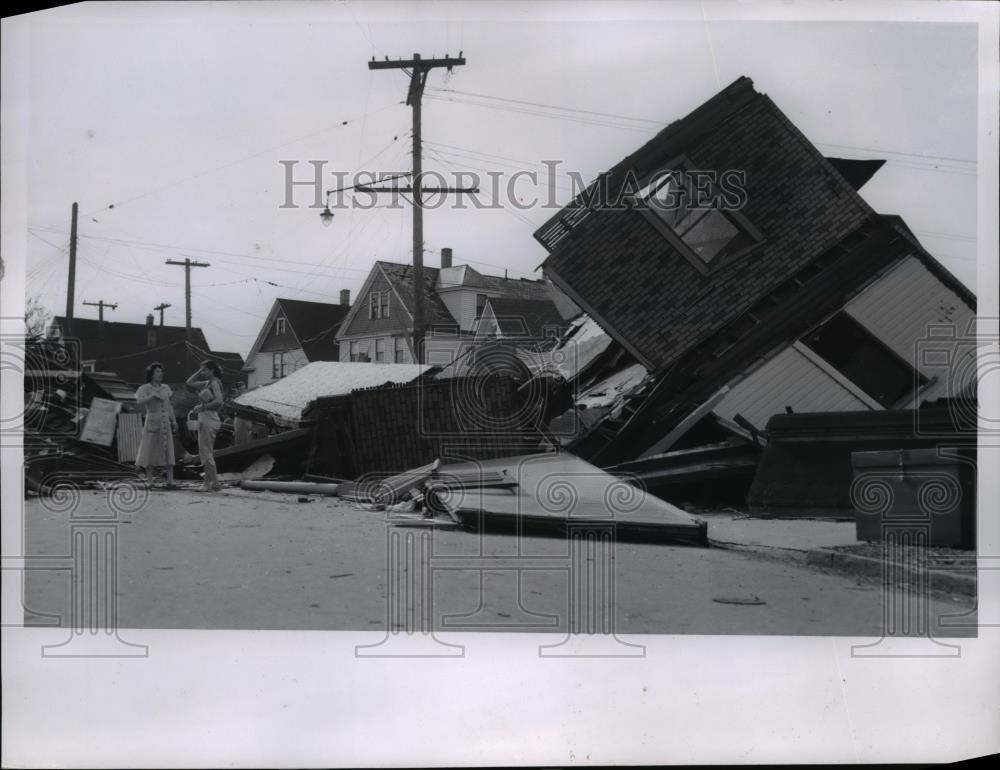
[82,299,118,323]
[83,299,117,340]
[165,258,209,341]
[366,52,473,363]
[153,302,171,326]
[65,202,78,339]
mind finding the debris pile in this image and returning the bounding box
[22,336,143,494]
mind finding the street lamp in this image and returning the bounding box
[320,205,334,226]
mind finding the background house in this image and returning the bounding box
[336,248,578,366]
[48,315,246,391]
[243,295,352,389]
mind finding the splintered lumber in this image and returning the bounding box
[440,452,707,545]
[426,468,517,491]
[241,480,339,495]
[370,458,441,505]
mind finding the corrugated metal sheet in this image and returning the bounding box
[234,361,430,422]
[845,256,976,401]
[115,412,143,463]
[714,345,870,430]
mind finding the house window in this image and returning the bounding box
[394,337,406,363]
[375,338,386,362]
[369,291,390,319]
[638,161,760,270]
[271,352,286,379]
[275,316,287,335]
[476,294,489,319]
[800,312,927,408]
[349,341,360,362]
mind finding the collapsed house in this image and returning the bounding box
[532,76,977,512]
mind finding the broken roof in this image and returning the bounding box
[233,360,430,423]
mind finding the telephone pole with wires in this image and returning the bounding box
[82,299,117,322]
[153,302,171,326]
[357,52,475,363]
[165,258,210,341]
[83,298,117,339]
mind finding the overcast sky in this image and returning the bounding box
[17,1,979,357]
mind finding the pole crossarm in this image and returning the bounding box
[355,186,480,194]
[368,57,466,70]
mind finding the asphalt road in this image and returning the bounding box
[19,487,974,636]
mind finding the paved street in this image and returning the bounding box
[20,488,974,636]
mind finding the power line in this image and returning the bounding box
[427,88,977,170]
[427,87,664,125]
[89,101,401,217]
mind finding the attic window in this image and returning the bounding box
[637,160,762,273]
[369,291,390,319]
[275,316,287,335]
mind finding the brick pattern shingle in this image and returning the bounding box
[540,84,875,372]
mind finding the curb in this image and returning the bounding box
[804,548,977,598]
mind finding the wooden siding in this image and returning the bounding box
[338,270,410,338]
[259,314,300,353]
[437,288,483,331]
[844,256,976,402]
[248,347,309,390]
[714,345,870,430]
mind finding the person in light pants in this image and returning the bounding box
[186,360,225,492]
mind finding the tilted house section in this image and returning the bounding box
[534,76,976,465]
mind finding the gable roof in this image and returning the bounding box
[376,261,457,329]
[276,298,350,361]
[486,297,572,338]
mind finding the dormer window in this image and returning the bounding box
[636,157,762,273]
[275,316,287,335]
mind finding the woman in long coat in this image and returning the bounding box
[135,362,178,488]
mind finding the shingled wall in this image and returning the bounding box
[348,376,543,475]
[540,83,875,373]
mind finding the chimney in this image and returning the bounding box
[340,289,351,306]
[441,247,453,269]
[146,314,156,347]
